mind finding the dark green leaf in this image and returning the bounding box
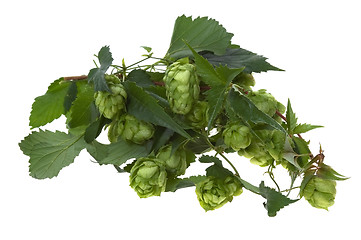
[292,136,311,168]
[29,78,71,128]
[127,69,155,88]
[293,123,323,134]
[84,116,111,143]
[63,81,78,113]
[166,175,207,192]
[235,176,260,194]
[283,137,303,170]
[18,130,86,179]
[259,181,298,217]
[86,139,152,166]
[124,81,191,139]
[198,155,223,166]
[166,15,233,60]
[202,47,283,73]
[228,88,286,133]
[87,46,113,92]
[317,163,349,181]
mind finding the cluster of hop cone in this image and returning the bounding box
[93,57,337,211]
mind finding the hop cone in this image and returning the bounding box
[129,157,167,198]
[108,114,154,144]
[184,100,209,129]
[233,72,255,91]
[247,89,278,116]
[164,58,200,115]
[302,176,336,210]
[195,176,242,211]
[94,75,127,119]
[222,123,252,151]
[156,145,187,176]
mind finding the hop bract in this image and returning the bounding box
[247,89,278,116]
[195,176,242,211]
[164,58,200,115]
[222,123,252,151]
[129,157,167,198]
[301,176,336,210]
[108,114,154,144]
[156,145,187,176]
[184,100,209,129]
[94,75,127,119]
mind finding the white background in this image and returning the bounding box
[1,0,360,239]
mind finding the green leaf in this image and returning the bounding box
[127,69,155,89]
[29,78,71,128]
[292,136,311,168]
[259,181,298,217]
[317,163,349,181]
[286,99,297,134]
[123,81,191,139]
[18,130,86,179]
[198,155,223,166]
[198,155,234,179]
[293,123,323,134]
[88,46,113,92]
[166,15,233,60]
[67,84,97,129]
[228,88,286,133]
[86,139,152,166]
[63,81,78,113]
[166,175,207,192]
[202,47,283,73]
[235,176,260,194]
[84,116,111,143]
[283,136,303,170]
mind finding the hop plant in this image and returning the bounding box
[301,176,337,210]
[156,145,188,176]
[108,114,154,144]
[94,75,127,119]
[247,89,278,116]
[222,122,252,151]
[129,157,167,198]
[164,58,200,115]
[184,100,209,129]
[195,176,242,211]
[233,72,255,91]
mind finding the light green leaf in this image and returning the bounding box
[88,46,113,92]
[124,81,191,139]
[286,99,297,134]
[18,130,86,179]
[259,181,298,217]
[166,15,233,60]
[293,123,323,134]
[86,139,152,166]
[29,78,71,128]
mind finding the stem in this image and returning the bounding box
[281,186,300,193]
[266,165,281,192]
[63,75,87,81]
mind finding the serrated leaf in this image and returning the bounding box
[18,130,86,179]
[127,69,155,88]
[67,84,97,129]
[259,181,298,217]
[123,81,191,139]
[166,15,233,60]
[228,88,286,133]
[198,155,234,179]
[235,176,260,195]
[166,175,207,192]
[286,99,297,134]
[84,116,111,143]
[293,123,323,134]
[88,46,113,92]
[86,139,152,166]
[29,78,71,128]
[198,155,223,166]
[202,47,283,73]
[63,81,78,113]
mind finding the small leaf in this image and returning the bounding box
[286,99,297,134]
[165,175,207,192]
[317,163,349,181]
[283,137,303,170]
[259,181,298,217]
[63,81,78,113]
[202,47,283,73]
[292,136,311,168]
[293,123,323,134]
[198,155,223,166]
[88,46,113,92]
[141,46,152,53]
[166,15,233,60]
[18,130,86,179]
[124,81,191,139]
[86,139,152,166]
[29,78,71,128]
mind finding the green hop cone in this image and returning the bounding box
[108,114,154,144]
[301,176,337,210]
[222,123,252,151]
[238,136,274,167]
[129,157,167,198]
[164,58,200,115]
[247,89,278,116]
[94,75,127,119]
[195,176,242,211]
[184,100,209,129]
[156,145,187,176]
[233,72,255,91]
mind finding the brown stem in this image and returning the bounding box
[63,75,88,81]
